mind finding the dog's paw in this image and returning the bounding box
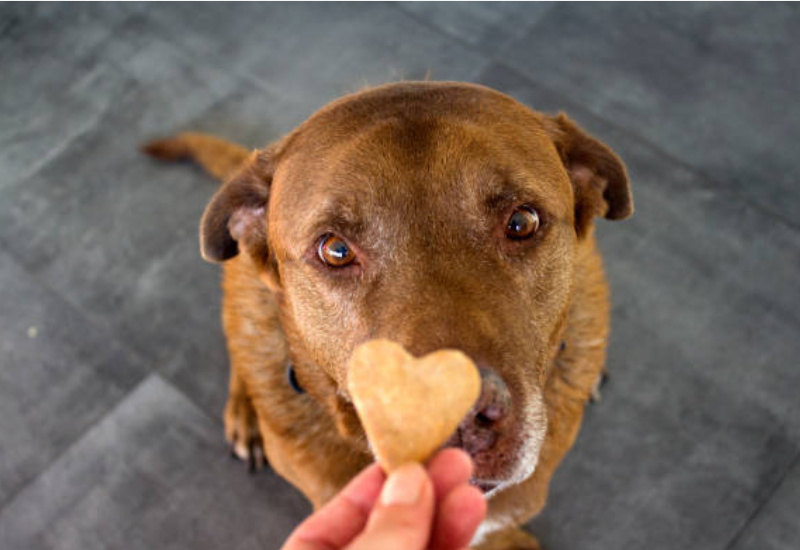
[477,527,542,550]
[224,392,267,472]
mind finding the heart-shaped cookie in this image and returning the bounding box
[347,339,481,472]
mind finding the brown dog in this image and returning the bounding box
[143,81,632,549]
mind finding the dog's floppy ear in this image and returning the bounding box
[200,148,275,263]
[545,113,633,237]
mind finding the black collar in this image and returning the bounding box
[286,363,305,394]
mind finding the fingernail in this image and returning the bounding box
[380,463,425,506]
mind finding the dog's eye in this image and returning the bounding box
[505,206,540,240]
[318,234,356,267]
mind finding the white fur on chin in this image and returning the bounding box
[471,390,547,544]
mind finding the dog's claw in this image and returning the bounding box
[247,438,263,473]
[231,428,267,472]
[590,371,609,404]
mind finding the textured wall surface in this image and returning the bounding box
[1,3,798,549]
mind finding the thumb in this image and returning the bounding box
[347,463,435,550]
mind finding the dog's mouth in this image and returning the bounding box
[438,366,528,494]
[443,372,548,498]
[445,428,525,497]
[452,416,545,498]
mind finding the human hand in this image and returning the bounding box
[280,448,487,550]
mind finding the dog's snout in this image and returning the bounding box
[454,366,512,455]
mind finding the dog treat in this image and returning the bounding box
[347,339,481,472]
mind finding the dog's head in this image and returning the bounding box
[200,82,632,496]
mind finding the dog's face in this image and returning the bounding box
[201,83,632,496]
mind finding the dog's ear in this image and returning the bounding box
[200,149,275,263]
[545,113,633,237]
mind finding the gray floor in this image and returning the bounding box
[1,3,798,550]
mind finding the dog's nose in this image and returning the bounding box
[455,366,512,455]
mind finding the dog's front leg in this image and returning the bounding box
[224,366,266,471]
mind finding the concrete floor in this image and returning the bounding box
[1,3,799,549]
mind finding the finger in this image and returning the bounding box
[428,484,487,550]
[348,463,435,550]
[426,448,473,502]
[284,463,385,550]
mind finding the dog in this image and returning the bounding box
[143,81,633,549]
